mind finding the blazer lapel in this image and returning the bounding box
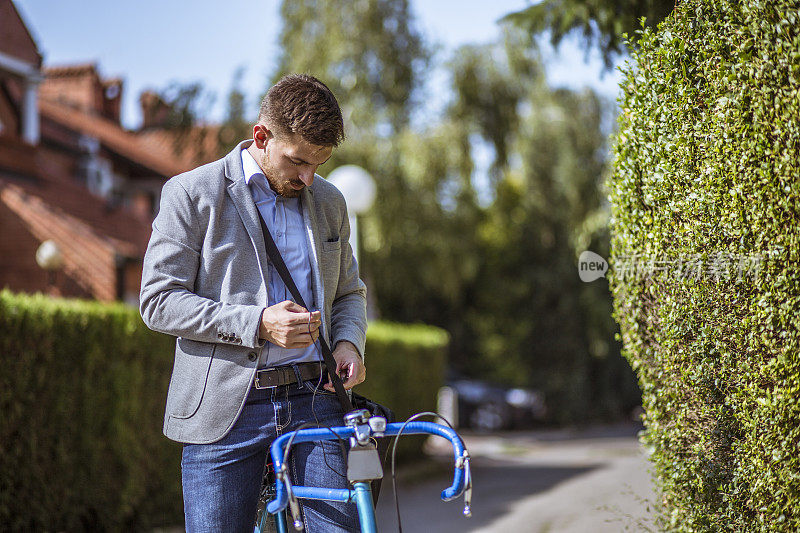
[224,142,270,290]
[301,186,326,330]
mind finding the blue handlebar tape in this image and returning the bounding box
[267,421,467,514]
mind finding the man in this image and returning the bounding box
[140,74,366,532]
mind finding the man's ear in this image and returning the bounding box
[252,124,273,149]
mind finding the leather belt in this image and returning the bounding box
[253,362,326,389]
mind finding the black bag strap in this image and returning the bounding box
[257,214,354,412]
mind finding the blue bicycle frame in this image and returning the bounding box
[257,420,471,533]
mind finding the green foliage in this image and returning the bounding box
[274,0,473,385]
[155,81,215,131]
[0,291,447,529]
[357,321,448,420]
[609,1,800,529]
[275,0,639,424]
[447,35,639,422]
[276,0,428,135]
[357,322,449,457]
[503,0,674,67]
[148,80,216,155]
[0,290,181,531]
[217,66,254,155]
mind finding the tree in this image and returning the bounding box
[503,0,675,67]
[273,1,639,422]
[143,81,215,158]
[276,0,428,136]
[446,31,637,420]
[274,0,476,333]
[217,67,254,155]
[143,69,258,165]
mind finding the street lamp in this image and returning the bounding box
[35,239,63,295]
[36,239,63,270]
[327,165,376,262]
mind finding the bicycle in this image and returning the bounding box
[255,409,473,532]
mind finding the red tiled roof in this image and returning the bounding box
[0,135,152,253]
[0,181,128,301]
[136,125,223,172]
[43,63,99,78]
[39,98,185,177]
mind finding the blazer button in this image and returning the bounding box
[247,351,257,362]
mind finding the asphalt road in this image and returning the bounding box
[375,423,658,533]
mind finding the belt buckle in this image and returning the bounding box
[254,369,279,390]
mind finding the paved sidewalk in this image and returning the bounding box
[376,424,659,532]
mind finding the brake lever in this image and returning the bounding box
[277,463,304,530]
[456,450,472,517]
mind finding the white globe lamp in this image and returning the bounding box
[36,239,64,294]
[327,165,376,262]
[36,240,64,271]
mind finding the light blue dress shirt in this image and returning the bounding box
[241,148,318,367]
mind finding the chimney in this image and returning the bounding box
[101,78,123,124]
[40,64,125,124]
[139,90,170,129]
[40,64,99,113]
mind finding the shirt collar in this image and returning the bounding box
[240,147,276,196]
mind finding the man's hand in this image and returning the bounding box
[324,340,366,391]
[259,301,321,348]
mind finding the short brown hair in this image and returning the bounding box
[259,74,345,147]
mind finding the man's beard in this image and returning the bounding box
[267,174,304,198]
[261,155,305,198]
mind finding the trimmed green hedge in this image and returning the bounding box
[358,321,449,420]
[0,290,448,530]
[0,291,180,531]
[357,321,449,459]
[609,1,800,531]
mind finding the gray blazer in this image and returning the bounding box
[140,140,367,444]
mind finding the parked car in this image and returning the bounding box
[445,379,546,432]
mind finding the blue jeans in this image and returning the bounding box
[181,374,359,532]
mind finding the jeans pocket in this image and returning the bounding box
[303,380,337,397]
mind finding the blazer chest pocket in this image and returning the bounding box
[166,338,215,419]
[320,238,342,288]
[321,237,341,252]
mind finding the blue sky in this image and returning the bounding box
[14,0,622,130]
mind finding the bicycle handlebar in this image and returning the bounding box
[266,420,469,515]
